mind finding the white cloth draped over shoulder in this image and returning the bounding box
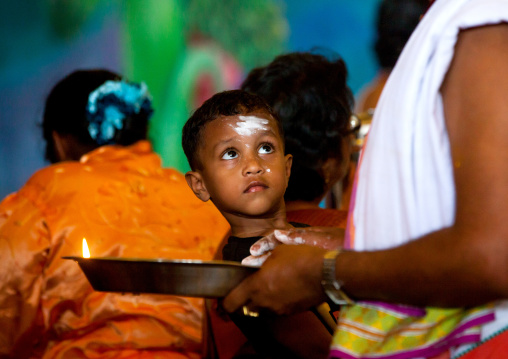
[347,0,508,353]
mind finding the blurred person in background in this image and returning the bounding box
[242,52,356,228]
[355,0,428,114]
[0,69,229,358]
[332,0,429,212]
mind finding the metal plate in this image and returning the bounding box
[63,256,258,298]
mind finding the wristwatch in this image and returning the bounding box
[321,249,354,305]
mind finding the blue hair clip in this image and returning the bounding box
[86,80,153,145]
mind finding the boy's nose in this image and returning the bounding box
[243,156,264,176]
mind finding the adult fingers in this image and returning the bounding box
[250,234,281,256]
[242,252,270,266]
[222,271,257,313]
[249,227,314,256]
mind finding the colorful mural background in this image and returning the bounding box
[0,0,379,199]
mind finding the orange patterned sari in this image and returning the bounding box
[0,141,229,358]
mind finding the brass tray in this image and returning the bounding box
[63,256,257,298]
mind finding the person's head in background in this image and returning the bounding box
[355,0,429,137]
[42,69,153,164]
[375,0,429,71]
[241,52,354,209]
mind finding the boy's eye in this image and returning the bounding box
[221,149,238,160]
[258,143,274,154]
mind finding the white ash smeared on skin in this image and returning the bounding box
[275,230,321,247]
[274,229,288,242]
[274,230,307,245]
[242,253,269,267]
[245,229,328,266]
[250,230,311,257]
[250,236,279,256]
[232,116,270,136]
[293,237,304,244]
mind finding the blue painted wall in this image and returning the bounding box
[0,1,381,199]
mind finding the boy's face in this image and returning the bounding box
[186,111,292,218]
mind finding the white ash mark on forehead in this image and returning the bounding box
[232,115,270,136]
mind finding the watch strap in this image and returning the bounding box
[321,249,354,305]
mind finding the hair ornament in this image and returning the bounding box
[86,80,153,145]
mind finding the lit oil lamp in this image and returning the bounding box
[64,237,256,298]
[82,238,91,258]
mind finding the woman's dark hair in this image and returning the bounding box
[242,52,354,202]
[182,89,282,171]
[42,69,151,163]
[374,0,428,69]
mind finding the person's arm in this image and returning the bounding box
[223,23,508,315]
[241,226,344,266]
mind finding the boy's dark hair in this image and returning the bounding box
[42,69,151,163]
[242,52,354,202]
[374,0,428,69]
[182,89,283,170]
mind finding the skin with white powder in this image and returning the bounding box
[243,228,337,265]
[242,254,269,267]
[293,237,304,244]
[232,115,270,136]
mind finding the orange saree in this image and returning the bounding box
[0,141,229,358]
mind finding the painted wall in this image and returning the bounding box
[0,0,380,199]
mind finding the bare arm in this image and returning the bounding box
[341,23,508,307]
[224,23,508,314]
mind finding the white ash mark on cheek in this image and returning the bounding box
[266,168,271,172]
[233,116,269,136]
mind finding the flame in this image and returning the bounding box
[82,238,90,258]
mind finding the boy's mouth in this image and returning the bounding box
[244,181,268,193]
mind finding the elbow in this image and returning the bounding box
[469,236,508,303]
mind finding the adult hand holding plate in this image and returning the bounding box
[223,244,329,316]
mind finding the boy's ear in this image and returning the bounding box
[284,154,293,184]
[185,171,211,202]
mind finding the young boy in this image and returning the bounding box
[182,89,299,260]
[182,90,333,358]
